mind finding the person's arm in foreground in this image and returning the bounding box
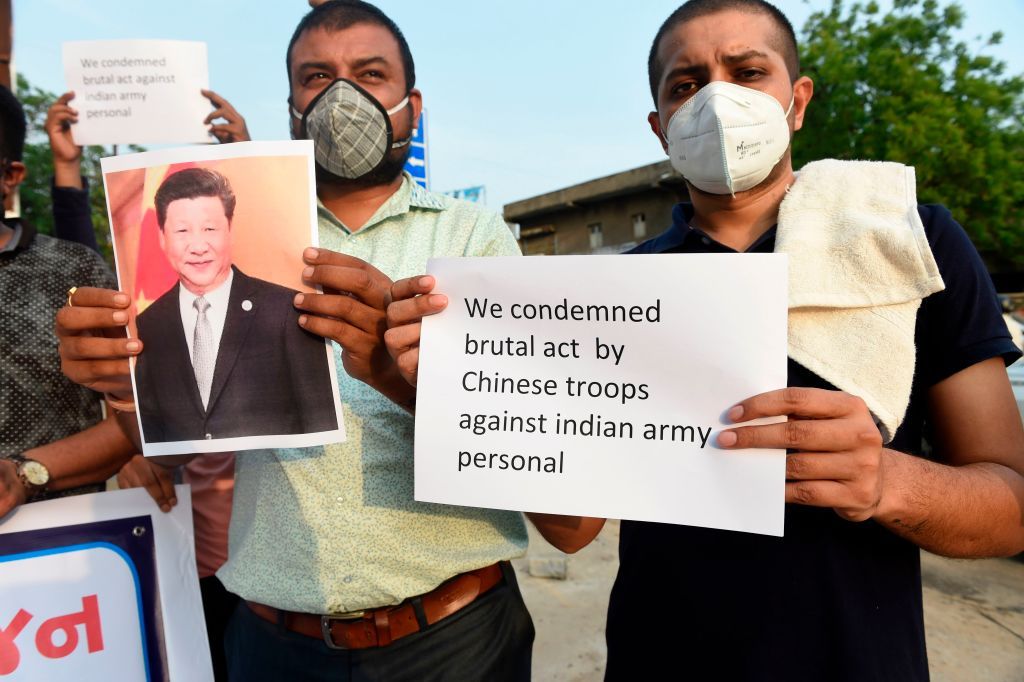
[45,91,98,250]
[718,364,1024,557]
[384,275,606,554]
[293,248,417,410]
[55,286,200,510]
[55,286,141,445]
[0,411,136,516]
[116,454,177,513]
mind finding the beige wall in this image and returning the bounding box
[517,187,684,255]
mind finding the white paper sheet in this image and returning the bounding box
[0,486,213,681]
[63,40,211,145]
[415,254,789,536]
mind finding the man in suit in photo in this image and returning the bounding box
[134,167,338,443]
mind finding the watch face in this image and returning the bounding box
[21,460,49,486]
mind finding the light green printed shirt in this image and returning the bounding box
[218,174,528,614]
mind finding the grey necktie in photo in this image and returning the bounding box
[192,296,214,409]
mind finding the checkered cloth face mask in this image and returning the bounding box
[293,78,410,180]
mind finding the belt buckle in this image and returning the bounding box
[320,610,365,650]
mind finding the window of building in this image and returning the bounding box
[588,222,603,249]
[632,212,647,239]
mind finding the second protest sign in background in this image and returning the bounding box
[415,254,788,536]
[63,40,210,145]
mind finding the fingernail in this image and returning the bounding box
[717,431,738,447]
[302,266,314,279]
[304,247,319,261]
[113,293,129,306]
[170,498,177,506]
[298,315,308,326]
[727,405,744,422]
[294,293,304,306]
[429,294,447,307]
[113,311,128,323]
[126,340,140,352]
[418,276,433,288]
[160,504,171,513]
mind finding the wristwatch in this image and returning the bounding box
[7,454,50,500]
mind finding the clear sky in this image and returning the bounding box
[13,0,1024,212]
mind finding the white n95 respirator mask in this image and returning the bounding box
[291,78,411,180]
[663,81,794,195]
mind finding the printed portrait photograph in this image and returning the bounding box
[101,141,345,456]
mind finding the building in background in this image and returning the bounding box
[444,185,486,203]
[503,160,687,256]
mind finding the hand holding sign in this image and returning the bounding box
[45,93,83,188]
[297,248,416,409]
[384,274,448,387]
[202,90,251,144]
[721,387,886,521]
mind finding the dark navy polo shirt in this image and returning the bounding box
[605,203,1020,682]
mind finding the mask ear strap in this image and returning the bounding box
[387,95,413,148]
[385,96,409,116]
[287,96,303,120]
[784,94,796,118]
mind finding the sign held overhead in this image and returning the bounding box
[62,40,211,145]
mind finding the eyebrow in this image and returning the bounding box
[662,63,709,85]
[295,60,336,74]
[722,50,770,65]
[351,56,391,71]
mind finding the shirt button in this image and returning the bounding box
[205,433,212,440]
[343,576,354,584]
[701,237,711,246]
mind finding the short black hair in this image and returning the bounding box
[0,85,26,161]
[155,168,236,230]
[648,0,799,106]
[286,0,416,92]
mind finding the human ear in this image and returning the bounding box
[648,111,669,154]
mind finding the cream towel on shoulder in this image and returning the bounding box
[776,159,945,442]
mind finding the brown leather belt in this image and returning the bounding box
[246,562,505,650]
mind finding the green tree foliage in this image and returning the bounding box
[15,73,141,265]
[796,0,1024,271]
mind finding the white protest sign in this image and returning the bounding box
[0,549,146,680]
[0,486,213,681]
[62,40,210,145]
[415,254,789,536]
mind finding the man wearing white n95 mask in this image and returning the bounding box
[662,80,794,195]
[382,1,1024,680]
[606,2,1024,680]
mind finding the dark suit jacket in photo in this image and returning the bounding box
[135,266,339,443]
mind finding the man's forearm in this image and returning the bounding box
[53,163,83,189]
[875,449,1024,558]
[525,513,606,554]
[23,414,136,491]
[114,409,142,450]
